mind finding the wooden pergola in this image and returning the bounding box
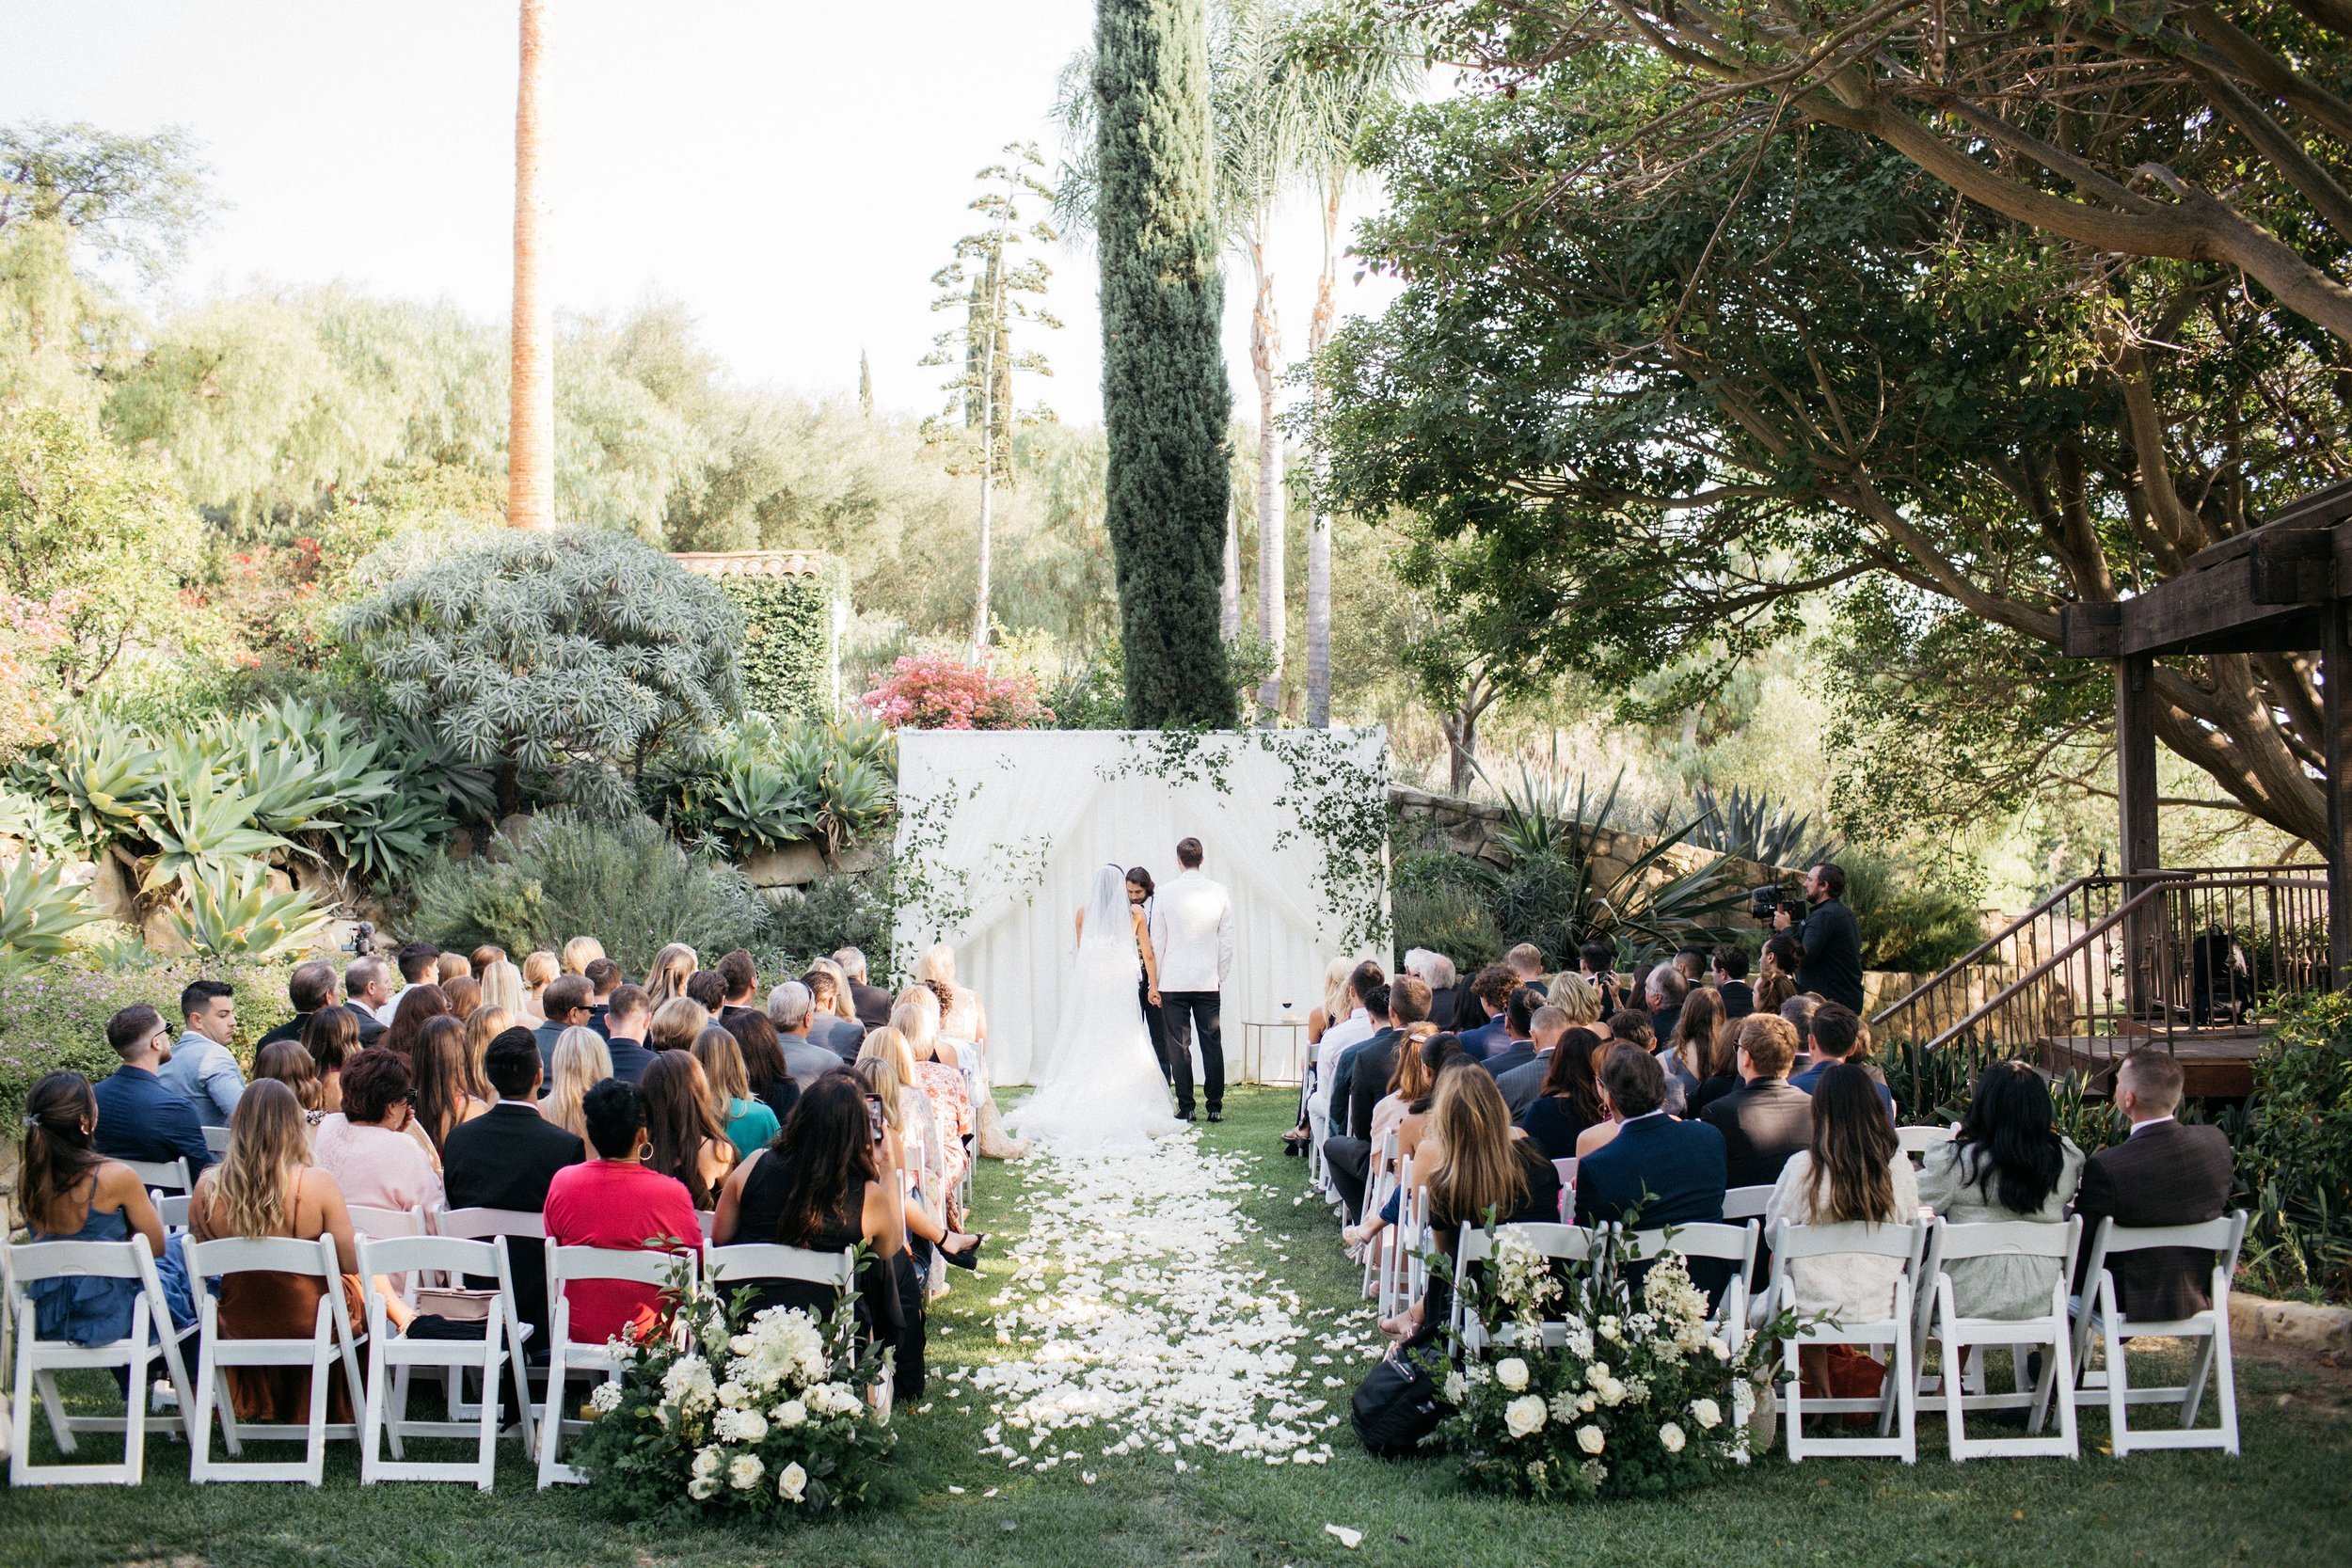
[2060,478,2352,983]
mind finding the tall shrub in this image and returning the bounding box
[1094,0,1237,728]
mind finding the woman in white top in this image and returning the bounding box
[914,943,1026,1159]
[1764,1062,1919,1327]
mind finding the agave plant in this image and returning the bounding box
[167,859,331,961]
[0,779,74,855]
[135,776,286,897]
[0,853,100,983]
[37,713,163,850]
[1681,780,1839,870]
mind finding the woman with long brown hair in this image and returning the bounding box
[380,982,450,1061]
[1690,1011,1746,1117]
[1764,1062,1918,1324]
[18,1070,194,1342]
[301,1004,358,1115]
[1665,986,1724,1094]
[440,973,481,1020]
[692,1022,784,1159]
[254,1041,326,1121]
[639,1049,736,1209]
[644,942,699,1009]
[410,1014,491,1151]
[1517,1025,1606,1159]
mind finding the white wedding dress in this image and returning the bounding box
[1008,865,1187,1156]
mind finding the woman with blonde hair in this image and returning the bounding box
[648,995,709,1054]
[892,987,974,1191]
[254,1041,326,1121]
[644,942,699,1008]
[478,958,525,1018]
[805,957,858,1022]
[1550,972,1602,1028]
[463,1005,512,1097]
[858,1032,981,1274]
[561,935,606,975]
[434,952,470,990]
[542,1026,612,1142]
[1283,957,1360,1153]
[441,974,481,1019]
[518,951,560,1023]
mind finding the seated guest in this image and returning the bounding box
[544,1081,703,1343]
[711,1073,906,1342]
[1343,1033,1458,1253]
[1575,1048,1729,1297]
[1764,1064,1918,1378]
[441,974,481,1019]
[259,960,340,1047]
[1919,1060,2085,1320]
[532,975,595,1071]
[692,1022,784,1160]
[445,1027,587,1350]
[386,942,443,1023]
[1311,962,1383,1131]
[1495,1004,1571,1120]
[1760,931,1802,992]
[1382,1063,1563,1345]
[1579,938,1623,1018]
[1454,964,1517,1062]
[381,983,450,1062]
[768,980,849,1088]
[1660,984,1723,1114]
[1754,971,1799,1018]
[892,988,975,1196]
[542,1026,612,1142]
[801,967,866,1060]
[1700,1014,1814,1189]
[1516,1026,1605,1159]
[1502,942,1547,984]
[601,985,658,1085]
[714,949,764,1031]
[478,958,526,1020]
[2072,1048,2235,1320]
[1688,1011,1745,1117]
[644,942,698,1009]
[19,1070,196,1343]
[1324,977,1431,1224]
[724,1005,803,1121]
[640,1049,737,1209]
[191,1081,403,1426]
[341,958,393,1045]
[92,1005,214,1172]
[1713,944,1755,1019]
[410,1014,492,1153]
[1646,965,1689,1054]
[582,957,621,1036]
[1477,986,1546,1083]
[462,1004,514,1098]
[1603,1007,1655,1063]
[1777,990,1820,1049]
[1410,949,1465,1032]
[435,953,471,990]
[302,1005,358,1115]
[311,1049,443,1215]
[159,979,246,1128]
[685,969,729,1013]
[1675,944,1709,984]
[254,1041,326,1123]
[649,995,709,1055]
[1791,1004,1894,1116]
[519,949,561,1023]
[834,946,894,1030]
[469,943,508,977]
[561,935,605,976]
[1549,972,1603,1034]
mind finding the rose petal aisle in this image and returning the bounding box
[965,1132,1343,1472]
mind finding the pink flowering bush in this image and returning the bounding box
[858,656,1053,731]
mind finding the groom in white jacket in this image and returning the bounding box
[1150,836,1234,1122]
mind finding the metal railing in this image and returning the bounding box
[1871,866,2328,1068]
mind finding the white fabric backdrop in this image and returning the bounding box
[890,730,1387,1085]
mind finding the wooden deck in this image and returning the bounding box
[2037,1031,2263,1100]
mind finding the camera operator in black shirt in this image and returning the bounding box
[1772,863,1865,1013]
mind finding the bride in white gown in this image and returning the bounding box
[1008,864,1186,1155]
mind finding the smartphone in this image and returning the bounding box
[866,1095,885,1142]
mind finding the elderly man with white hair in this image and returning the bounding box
[768,980,850,1089]
[834,946,894,1030]
[1404,947,1465,1032]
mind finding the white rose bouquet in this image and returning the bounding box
[1446,1222,1788,1500]
[570,1250,898,1519]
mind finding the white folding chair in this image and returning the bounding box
[432,1208,546,1452]
[1372,1150,1416,1318]
[1451,1223,1596,1354]
[695,1211,718,1243]
[1304,1059,1329,1193]
[355,1236,513,1488]
[536,1243,697,1487]
[1550,1158,1577,1222]
[1359,1132,1402,1300]
[202,1126,232,1158]
[1929,1217,2080,1460]
[1625,1220,1757,1352]
[185,1234,367,1484]
[704,1243,855,1307]
[120,1158,192,1197]
[1721,1184,1772,1222]
[155,1195,191,1231]
[2070,1211,2248,1456]
[5,1239,199,1485]
[1897,1124,1958,1157]
[1769,1218,1925,1463]
[348,1204,428,1240]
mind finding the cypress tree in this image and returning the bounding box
[1095,0,1238,728]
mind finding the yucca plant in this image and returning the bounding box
[167,859,331,962]
[0,854,100,983]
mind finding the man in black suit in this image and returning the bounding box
[835,946,894,1030]
[1579,938,1624,1019]
[2074,1048,2236,1320]
[532,974,595,1071]
[715,949,765,1032]
[338,957,391,1045]
[1646,965,1688,1052]
[1478,986,1547,1083]
[1495,1005,1571,1119]
[1699,1013,1812,1189]
[1712,944,1755,1020]
[444,1028,586,1387]
[583,957,621,1037]
[257,959,341,1048]
[1321,978,1435,1223]
[600,986,659,1085]
[1775,862,1866,1012]
[803,970,867,1061]
[1576,1046,1731,1299]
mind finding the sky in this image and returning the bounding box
[1,0,1409,424]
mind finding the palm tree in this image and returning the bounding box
[1292,23,1420,726]
[506,0,555,531]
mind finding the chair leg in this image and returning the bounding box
[2178,1329,2217,1430]
[359,1338,388,1485]
[303,1332,332,1487]
[122,1310,151,1485]
[473,1346,501,1490]
[1940,1333,1968,1462]
[535,1347,567,1488]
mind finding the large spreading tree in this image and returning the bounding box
[1096,0,1240,728]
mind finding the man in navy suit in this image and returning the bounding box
[598,985,659,1085]
[91,1005,215,1173]
[1454,965,1518,1062]
[1575,1045,1730,1299]
[1477,987,1546,1082]
[1790,1004,1895,1117]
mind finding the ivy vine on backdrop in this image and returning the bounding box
[715,573,833,721]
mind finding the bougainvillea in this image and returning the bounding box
[858,656,1052,731]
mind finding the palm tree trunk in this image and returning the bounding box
[1305,176,1342,727]
[1220,489,1241,638]
[507,0,555,531]
[1249,231,1284,722]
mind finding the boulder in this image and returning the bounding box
[826,841,886,877]
[742,841,827,888]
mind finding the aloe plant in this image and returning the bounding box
[167,859,331,961]
[0,854,100,982]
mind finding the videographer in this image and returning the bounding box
[1772,863,1864,1013]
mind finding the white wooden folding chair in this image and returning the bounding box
[431,1208,545,1451]
[154,1195,191,1231]
[1928,1217,2081,1460]
[5,1238,199,1485]
[2070,1211,2248,1456]
[1451,1223,1596,1354]
[1359,1132,1402,1300]
[1304,1059,1329,1193]
[120,1157,192,1197]
[704,1243,855,1311]
[1371,1149,1415,1317]
[185,1234,367,1484]
[1768,1218,1925,1463]
[536,1243,697,1487]
[201,1127,232,1159]
[1721,1184,1773,1222]
[355,1235,513,1488]
[1550,1158,1577,1222]
[1897,1124,1958,1157]
[348,1204,428,1241]
[1625,1220,1758,1352]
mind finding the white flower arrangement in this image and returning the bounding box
[1503,1395,1548,1438]
[1495,1356,1530,1392]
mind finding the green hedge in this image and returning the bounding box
[0,958,299,1121]
[720,575,832,720]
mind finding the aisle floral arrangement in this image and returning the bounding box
[1444,1226,1785,1500]
[569,1259,898,1519]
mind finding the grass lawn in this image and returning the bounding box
[4,1085,2348,1567]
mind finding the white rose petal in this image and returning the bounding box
[1325,1525,1363,1549]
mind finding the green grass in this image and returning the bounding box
[5,1086,2349,1567]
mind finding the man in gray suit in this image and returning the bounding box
[801,967,868,1061]
[768,981,849,1089]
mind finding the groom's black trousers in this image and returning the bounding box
[1158,990,1224,1117]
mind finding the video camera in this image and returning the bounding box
[1749,884,1807,924]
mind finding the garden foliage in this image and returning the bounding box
[859,655,1052,731]
[0,955,297,1118]
[648,713,896,861]
[2241,991,2352,1302]
[716,571,833,721]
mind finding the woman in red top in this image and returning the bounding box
[543,1080,702,1345]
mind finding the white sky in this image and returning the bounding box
[2,0,1407,425]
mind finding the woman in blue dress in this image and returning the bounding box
[19,1070,195,1345]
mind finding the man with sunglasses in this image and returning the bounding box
[91,1004,216,1173]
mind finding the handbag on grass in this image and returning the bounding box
[1352,1348,1447,1457]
